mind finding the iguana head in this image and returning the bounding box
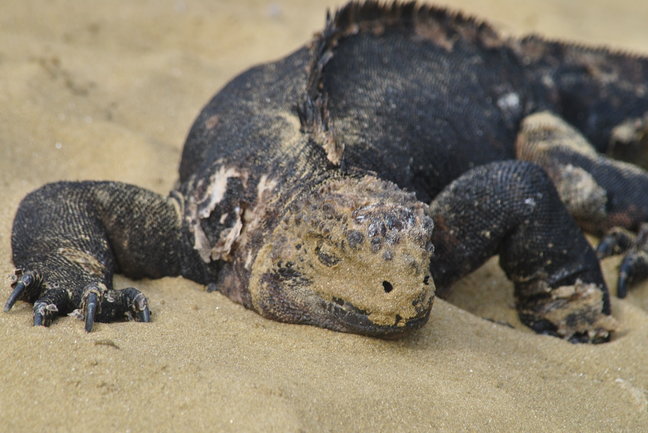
[249,175,435,338]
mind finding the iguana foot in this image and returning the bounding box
[5,269,151,332]
[597,224,648,298]
[518,280,617,344]
[73,284,151,332]
[596,226,636,259]
[6,181,190,331]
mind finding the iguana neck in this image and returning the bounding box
[178,135,342,308]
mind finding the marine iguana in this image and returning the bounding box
[6,1,648,343]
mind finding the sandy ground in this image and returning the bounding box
[2,0,648,432]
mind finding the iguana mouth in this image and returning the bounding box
[326,296,432,339]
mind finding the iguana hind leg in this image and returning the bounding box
[429,160,614,343]
[517,111,648,297]
[516,111,648,233]
[6,181,198,331]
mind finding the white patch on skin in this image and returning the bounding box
[183,180,213,263]
[187,171,278,264]
[240,174,279,267]
[497,92,520,112]
[192,221,213,263]
[524,197,536,207]
[323,137,345,166]
[245,250,254,270]
[245,175,278,228]
[210,206,243,261]
[541,75,555,88]
[256,174,278,200]
[198,166,247,218]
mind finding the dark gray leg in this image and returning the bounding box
[429,161,615,343]
[6,181,201,331]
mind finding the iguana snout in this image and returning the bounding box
[249,175,435,337]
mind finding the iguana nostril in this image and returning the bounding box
[382,280,394,293]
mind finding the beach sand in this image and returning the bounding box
[2,1,648,431]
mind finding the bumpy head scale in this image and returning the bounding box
[249,175,435,338]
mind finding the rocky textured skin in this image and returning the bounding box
[7,1,648,342]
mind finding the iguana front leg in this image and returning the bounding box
[5,181,200,331]
[429,160,615,343]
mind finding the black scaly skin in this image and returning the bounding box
[7,2,648,341]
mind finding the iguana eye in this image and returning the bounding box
[315,243,341,267]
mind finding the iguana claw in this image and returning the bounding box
[598,224,648,298]
[596,227,635,259]
[33,301,58,327]
[616,250,648,298]
[4,270,42,312]
[124,289,151,323]
[84,291,99,332]
[33,309,44,327]
[4,281,26,312]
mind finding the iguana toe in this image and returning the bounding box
[4,270,43,312]
[597,224,648,298]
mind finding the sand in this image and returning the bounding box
[2,0,648,432]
